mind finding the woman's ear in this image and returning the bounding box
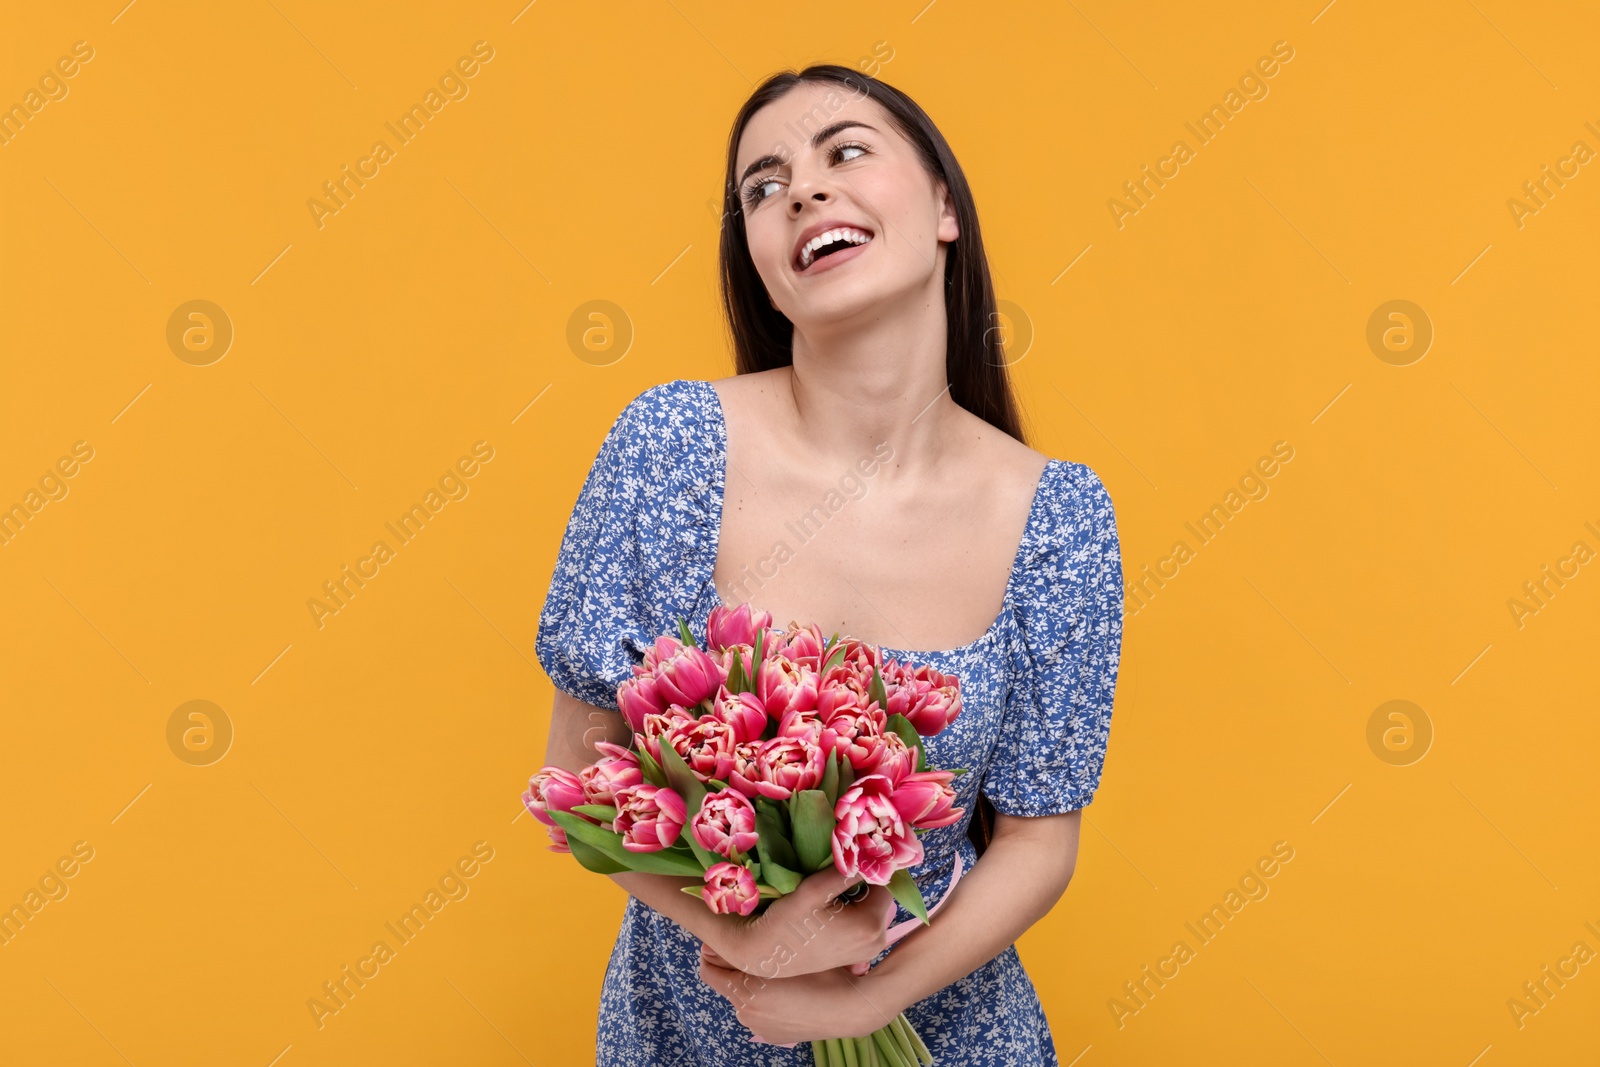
[938,184,960,243]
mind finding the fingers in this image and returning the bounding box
[809,865,865,904]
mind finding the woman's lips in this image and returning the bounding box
[794,239,870,276]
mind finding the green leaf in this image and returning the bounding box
[836,755,856,798]
[547,810,705,877]
[683,809,721,871]
[753,802,800,870]
[677,615,696,648]
[636,744,668,788]
[726,647,746,694]
[885,713,927,773]
[656,739,707,811]
[868,666,889,713]
[756,794,792,837]
[681,884,706,899]
[886,867,930,925]
[821,747,840,806]
[822,641,847,676]
[571,804,617,824]
[790,789,836,873]
[756,836,802,894]
[564,832,627,874]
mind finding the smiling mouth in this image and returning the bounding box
[794,227,874,271]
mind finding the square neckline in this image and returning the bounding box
[689,377,1058,661]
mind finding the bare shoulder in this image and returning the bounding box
[951,403,1053,499]
[706,369,783,407]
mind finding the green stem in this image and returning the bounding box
[871,1025,910,1067]
[886,1015,918,1065]
[893,1013,934,1065]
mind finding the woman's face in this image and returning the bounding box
[733,83,959,330]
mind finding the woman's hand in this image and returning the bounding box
[720,866,897,979]
[699,943,904,1045]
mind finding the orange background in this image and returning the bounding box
[2,1,1597,1064]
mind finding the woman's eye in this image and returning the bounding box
[742,142,869,205]
[744,175,782,204]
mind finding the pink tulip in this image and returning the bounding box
[523,766,589,854]
[727,741,763,799]
[539,824,570,852]
[891,770,964,830]
[710,687,768,745]
[832,725,896,776]
[617,672,671,734]
[637,706,696,765]
[579,741,642,805]
[752,654,820,720]
[815,669,869,713]
[868,732,920,786]
[775,705,824,741]
[888,663,963,737]
[818,703,887,769]
[523,766,586,824]
[661,714,738,782]
[832,773,924,886]
[712,643,757,679]
[691,789,759,859]
[702,861,761,916]
[612,783,687,852]
[653,642,729,710]
[829,637,883,682]
[707,602,773,651]
[749,732,826,800]
[772,621,827,667]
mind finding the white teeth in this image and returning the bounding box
[798,227,872,269]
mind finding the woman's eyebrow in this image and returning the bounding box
[736,120,880,188]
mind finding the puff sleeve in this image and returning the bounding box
[982,462,1124,815]
[533,390,665,712]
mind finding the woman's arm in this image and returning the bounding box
[541,689,755,958]
[868,808,1083,1014]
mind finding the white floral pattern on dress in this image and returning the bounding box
[535,379,1124,1066]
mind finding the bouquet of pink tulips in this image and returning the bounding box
[525,603,968,1066]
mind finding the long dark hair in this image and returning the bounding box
[718,64,1017,858]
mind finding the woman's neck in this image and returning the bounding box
[782,283,963,479]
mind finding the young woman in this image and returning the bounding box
[536,64,1124,1065]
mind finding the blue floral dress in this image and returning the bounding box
[535,378,1124,1066]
